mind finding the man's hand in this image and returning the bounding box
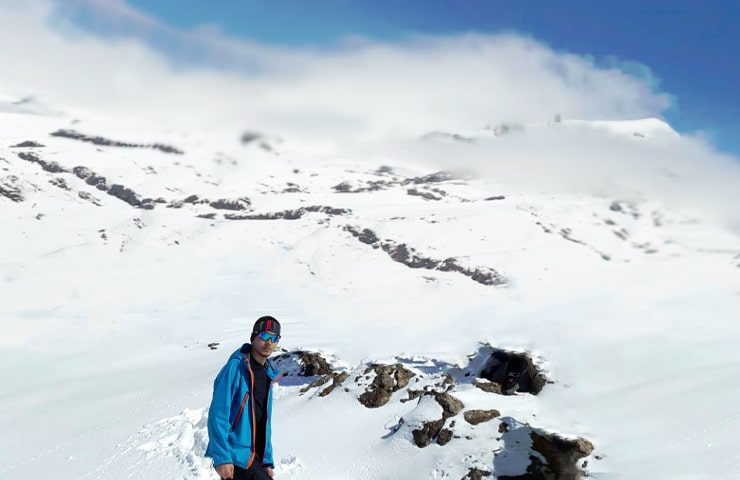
[215,463,234,479]
[266,466,275,478]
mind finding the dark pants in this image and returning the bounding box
[232,462,271,480]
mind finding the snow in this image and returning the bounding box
[0,97,739,480]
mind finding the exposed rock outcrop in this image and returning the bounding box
[463,409,501,425]
[50,129,183,154]
[358,363,416,408]
[344,225,506,287]
[225,205,350,220]
[497,428,594,480]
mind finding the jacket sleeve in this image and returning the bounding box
[206,359,239,466]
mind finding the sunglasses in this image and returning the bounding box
[256,331,280,343]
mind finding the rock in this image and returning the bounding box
[296,351,334,377]
[358,363,416,408]
[209,197,251,210]
[406,170,458,184]
[430,391,464,419]
[407,188,442,201]
[436,428,453,445]
[49,177,70,190]
[224,205,350,221]
[0,176,23,202]
[300,374,332,394]
[412,418,445,448]
[333,181,353,192]
[50,129,183,154]
[463,409,501,425]
[107,184,142,207]
[345,225,506,286]
[240,131,263,144]
[498,428,594,480]
[477,350,548,395]
[343,225,380,245]
[11,140,45,148]
[462,468,492,480]
[17,152,67,173]
[473,379,503,394]
[318,371,349,397]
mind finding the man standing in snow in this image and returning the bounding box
[206,316,284,480]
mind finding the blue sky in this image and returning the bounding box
[87,0,739,155]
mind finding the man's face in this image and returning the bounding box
[253,333,278,357]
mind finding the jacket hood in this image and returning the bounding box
[231,342,281,380]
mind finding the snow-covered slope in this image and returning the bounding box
[0,103,738,480]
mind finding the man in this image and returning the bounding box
[206,316,284,480]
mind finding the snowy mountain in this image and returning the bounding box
[0,97,739,480]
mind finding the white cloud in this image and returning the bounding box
[0,0,737,230]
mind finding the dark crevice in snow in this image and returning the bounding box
[343,225,506,286]
[50,129,183,154]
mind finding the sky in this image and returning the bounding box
[72,0,740,156]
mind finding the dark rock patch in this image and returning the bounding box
[484,195,505,201]
[463,409,501,425]
[462,468,492,480]
[78,191,102,206]
[413,418,446,448]
[343,225,380,245]
[209,197,251,211]
[225,205,350,220]
[430,391,465,419]
[358,363,416,408]
[344,224,506,287]
[407,188,443,201]
[0,176,23,202]
[49,177,70,190]
[405,170,460,185]
[295,350,334,377]
[436,428,453,445]
[476,350,548,396]
[332,180,391,193]
[108,184,144,208]
[11,140,45,148]
[240,131,263,144]
[497,427,594,480]
[208,342,219,350]
[17,152,68,173]
[318,371,349,397]
[299,375,331,394]
[50,129,183,154]
[472,380,503,394]
[197,213,218,219]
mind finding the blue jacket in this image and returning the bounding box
[205,343,284,470]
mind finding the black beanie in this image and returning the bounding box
[251,315,281,341]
